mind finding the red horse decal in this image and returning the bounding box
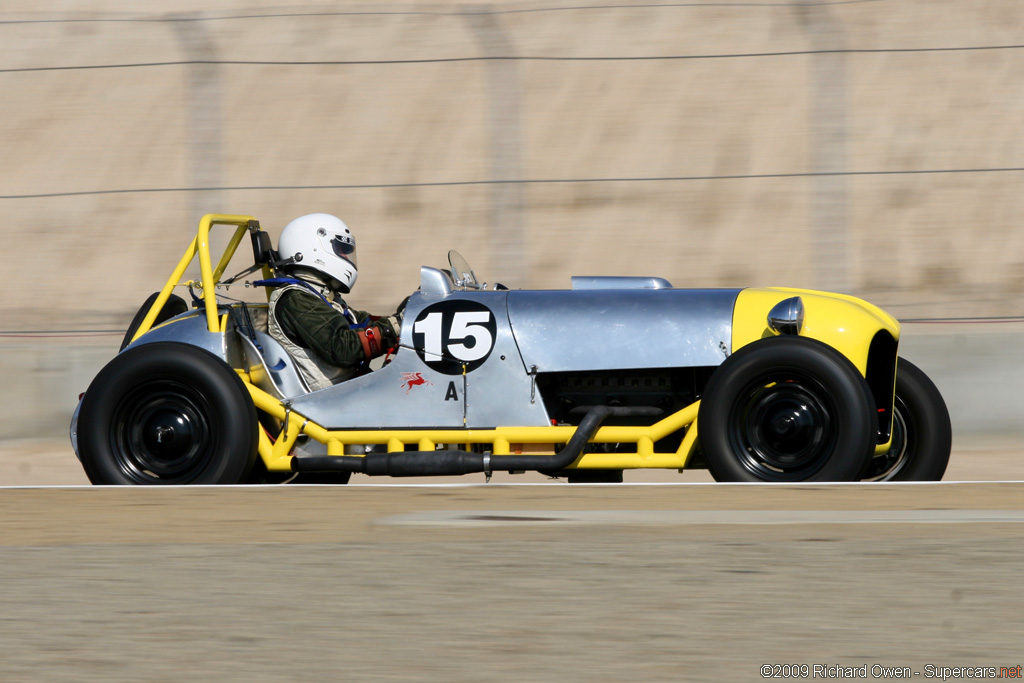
[400,372,433,394]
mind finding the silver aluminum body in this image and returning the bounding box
[75,267,741,442]
[288,271,739,428]
[124,310,230,362]
[507,288,739,373]
[238,331,311,400]
[570,275,673,290]
[288,289,549,429]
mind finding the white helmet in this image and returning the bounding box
[277,213,358,293]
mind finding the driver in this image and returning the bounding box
[266,213,401,391]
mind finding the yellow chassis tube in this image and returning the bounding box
[243,379,701,473]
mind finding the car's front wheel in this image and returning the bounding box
[698,337,877,482]
[78,342,258,485]
[861,358,951,481]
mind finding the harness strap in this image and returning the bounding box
[252,277,331,304]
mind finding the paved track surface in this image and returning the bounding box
[2,468,1023,681]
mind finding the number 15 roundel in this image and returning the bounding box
[411,301,498,375]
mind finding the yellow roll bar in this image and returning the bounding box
[129,214,262,344]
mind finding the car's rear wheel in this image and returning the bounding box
[78,342,258,485]
[862,358,951,481]
[698,336,877,482]
[119,292,189,351]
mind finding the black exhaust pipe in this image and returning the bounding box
[291,405,649,477]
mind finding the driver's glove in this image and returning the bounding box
[357,317,400,361]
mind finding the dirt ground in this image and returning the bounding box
[0,476,1023,682]
[2,439,1024,682]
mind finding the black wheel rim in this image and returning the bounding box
[863,396,912,481]
[728,374,838,481]
[108,379,217,484]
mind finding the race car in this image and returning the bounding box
[70,214,951,485]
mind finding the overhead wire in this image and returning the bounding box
[5,42,1024,74]
[4,167,1024,201]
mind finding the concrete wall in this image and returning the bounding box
[2,1,1023,439]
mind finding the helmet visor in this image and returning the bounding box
[331,234,357,265]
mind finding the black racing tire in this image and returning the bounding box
[698,336,877,482]
[119,292,190,351]
[862,358,951,481]
[78,342,258,485]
